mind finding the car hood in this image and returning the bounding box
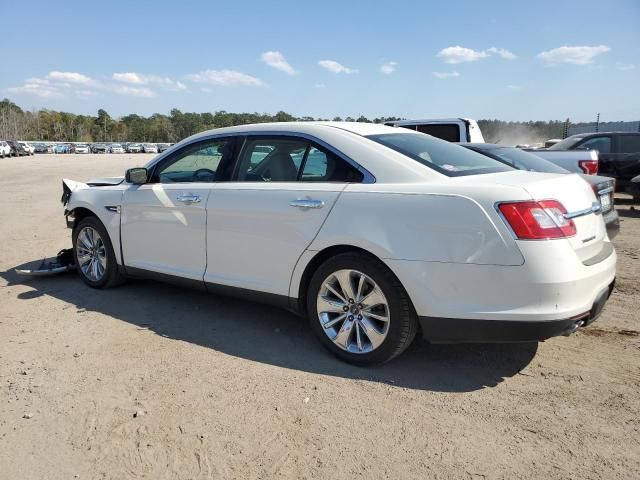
[86,176,124,186]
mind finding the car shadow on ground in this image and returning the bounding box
[618,207,640,219]
[1,263,538,393]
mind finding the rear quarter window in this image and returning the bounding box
[367,133,513,177]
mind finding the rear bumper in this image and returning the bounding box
[419,281,615,343]
[389,242,616,321]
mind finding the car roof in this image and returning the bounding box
[385,118,466,125]
[185,121,399,141]
[569,132,640,137]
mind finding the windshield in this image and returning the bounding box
[548,135,585,150]
[366,133,513,177]
[471,146,569,174]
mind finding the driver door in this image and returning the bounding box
[121,136,236,281]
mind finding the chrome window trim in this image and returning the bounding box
[145,130,376,184]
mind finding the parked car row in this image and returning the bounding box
[3,141,175,155]
[0,140,35,157]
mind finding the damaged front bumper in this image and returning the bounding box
[15,249,76,277]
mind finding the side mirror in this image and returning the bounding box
[125,167,148,185]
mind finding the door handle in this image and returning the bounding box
[290,199,325,209]
[176,194,201,204]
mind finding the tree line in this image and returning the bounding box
[0,97,612,145]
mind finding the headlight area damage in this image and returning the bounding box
[16,177,123,277]
[62,177,124,226]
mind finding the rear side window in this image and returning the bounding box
[618,135,640,153]
[236,137,363,183]
[367,133,513,177]
[301,147,363,182]
[415,124,461,142]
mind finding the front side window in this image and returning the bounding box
[235,137,364,182]
[154,138,232,183]
[367,132,513,177]
[577,136,611,154]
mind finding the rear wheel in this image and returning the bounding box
[73,216,125,288]
[307,252,418,365]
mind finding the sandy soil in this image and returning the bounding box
[1,154,639,479]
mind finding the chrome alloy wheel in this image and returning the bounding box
[317,269,390,354]
[76,226,107,282]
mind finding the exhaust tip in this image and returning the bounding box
[562,320,585,337]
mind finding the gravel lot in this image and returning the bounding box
[1,153,639,479]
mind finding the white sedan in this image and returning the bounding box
[61,122,616,364]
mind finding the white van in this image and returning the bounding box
[384,118,485,143]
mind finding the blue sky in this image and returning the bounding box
[2,0,639,121]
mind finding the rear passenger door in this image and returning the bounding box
[205,135,365,297]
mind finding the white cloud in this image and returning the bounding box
[437,46,488,64]
[185,69,264,86]
[507,84,522,90]
[113,73,187,91]
[25,78,50,85]
[112,72,145,84]
[318,60,358,74]
[487,47,517,60]
[537,45,610,65]
[616,62,635,71]
[432,71,460,79]
[261,51,297,75]
[437,46,517,64]
[113,85,155,97]
[47,71,97,85]
[380,62,397,75]
[8,82,62,98]
[8,71,100,97]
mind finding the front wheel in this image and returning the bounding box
[73,216,125,288]
[307,252,418,365]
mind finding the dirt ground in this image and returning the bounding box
[1,153,639,479]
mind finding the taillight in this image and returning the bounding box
[498,200,576,240]
[578,160,598,175]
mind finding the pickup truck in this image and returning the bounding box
[384,118,485,143]
[544,132,640,199]
[522,148,600,175]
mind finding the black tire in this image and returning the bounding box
[306,252,418,365]
[72,216,125,289]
